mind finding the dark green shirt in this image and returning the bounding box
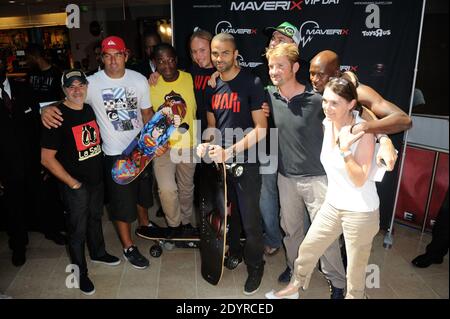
[267,84,326,177]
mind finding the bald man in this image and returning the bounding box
[309,50,412,170]
[263,50,412,170]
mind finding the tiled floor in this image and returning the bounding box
[0,208,448,299]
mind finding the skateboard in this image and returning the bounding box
[111,91,187,185]
[135,223,200,258]
[198,162,228,285]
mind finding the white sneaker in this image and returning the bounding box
[265,289,299,299]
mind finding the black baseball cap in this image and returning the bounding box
[61,69,88,87]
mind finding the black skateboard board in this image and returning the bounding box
[199,162,228,285]
[136,224,199,258]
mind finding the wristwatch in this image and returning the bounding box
[340,150,352,158]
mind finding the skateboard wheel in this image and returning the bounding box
[224,255,242,270]
[232,165,244,177]
[150,245,162,258]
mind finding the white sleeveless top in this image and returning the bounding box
[320,113,380,212]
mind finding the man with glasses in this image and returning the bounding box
[253,22,310,87]
[41,36,154,270]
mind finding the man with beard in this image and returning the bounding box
[197,33,268,295]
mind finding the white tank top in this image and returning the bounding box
[320,113,380,212]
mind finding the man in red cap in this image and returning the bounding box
[42,35,155,270]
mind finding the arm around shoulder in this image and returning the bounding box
[357,84,412,134]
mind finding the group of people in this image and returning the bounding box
[2,20,419,298]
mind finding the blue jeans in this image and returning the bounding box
[259,171,282,249]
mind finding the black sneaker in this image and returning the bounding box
[412,253,444,268]
[136,222,160,238]
[91,253,121,266]
[45,231,67,246]
[243,263,264,295]
[278,266,292,283]
[328,280,345,299]
[224,254,243,270]
[166,224,182,239]
[79,275,95,296]
[123,245,149,269]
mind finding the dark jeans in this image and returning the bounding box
[60,182,107,276]
[38,173,66,234]
[227,163,264,270]
[426,191,449,259]
[4,179,29,252]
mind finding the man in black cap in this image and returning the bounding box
[41,69,120,296]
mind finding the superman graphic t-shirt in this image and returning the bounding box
[205,69,265,161]
[41,103,103,186]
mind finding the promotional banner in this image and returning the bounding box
[172,0,425,228]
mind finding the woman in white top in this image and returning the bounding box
[266,75,380,299]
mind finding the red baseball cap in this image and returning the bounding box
[101,36,127,53]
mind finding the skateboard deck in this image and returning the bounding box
[111,91,187,185]
[136,224,200,242]
[199,162,228,285]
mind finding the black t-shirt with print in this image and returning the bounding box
[28,65,63,110]
[190,65,215,135]
[206,69,265,162]
[41,103,103,186]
